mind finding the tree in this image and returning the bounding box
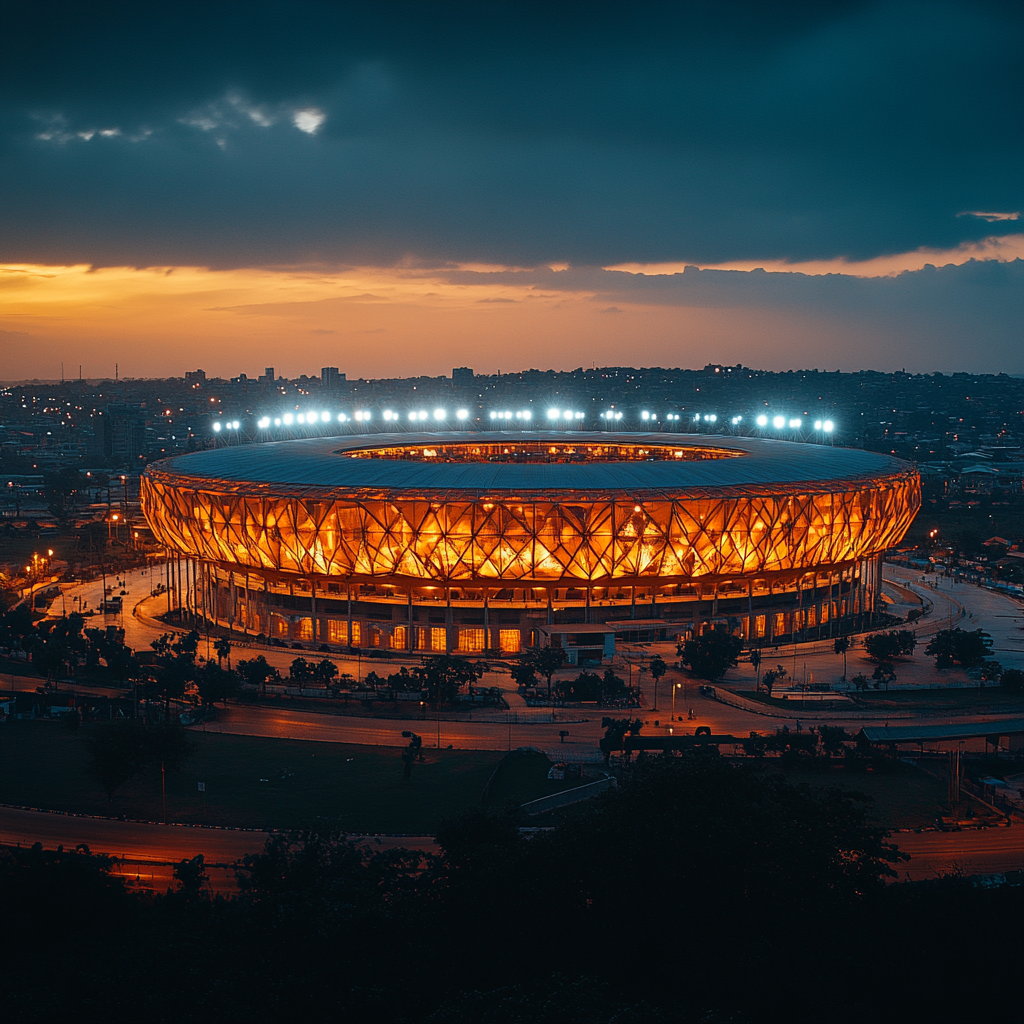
[678,628,742,681]
[864,630,917,662]
[749,648,762,689]
[648,653,667,709]
[314,658,338,687]
[1001,668,1024,691]
[236,655,277,696]
[925,628,994,670]
[818,725,851,757]
[510,653,538,689]
[532,645,568,700]
[761,665,788,697]
[871,663,896,690]
[195,661,238,706]
[414,654,486,705]
[148,630,200,719]
[289,656,315,682]
[833,636,850,680]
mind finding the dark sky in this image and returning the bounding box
[1,1,1021,376]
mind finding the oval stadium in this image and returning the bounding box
[140,433,920,664]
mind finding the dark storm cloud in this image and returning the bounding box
[0,0,1020,268]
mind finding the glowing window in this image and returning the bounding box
[820,603,830,625]
[328,619,348,644]
[391,625,408,649]
[297,617,313,641]
[350,621,361,646]
[499,629,521,653]
[774,613,786,637]
[459,628,486,652]
[754,615,766,639]
[806,606,816,628]
[430,627,447,652]
[271,613,289,638]
[369,627,382,647]
[416,627,428,650]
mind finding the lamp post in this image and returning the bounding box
[671,681,682,720]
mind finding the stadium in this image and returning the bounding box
[140,433,920,664]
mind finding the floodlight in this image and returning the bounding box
[756,414,768,427]
[547,409,560,420]
[434,409,446,420]
[456,409,469,420]
[212,422,221,432]
[823,420,834,432]
[789,418,801,429]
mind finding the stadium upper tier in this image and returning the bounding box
[141,432,920,583]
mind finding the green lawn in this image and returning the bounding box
[0,720,503,833]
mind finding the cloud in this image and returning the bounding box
[0,2,1020,281]
[598,306,623,314]
[958,211,1020,223]
[292,108,325,134]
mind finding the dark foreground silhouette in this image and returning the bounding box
[2,751,1020,1023]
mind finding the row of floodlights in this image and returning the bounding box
[227,411,835,432]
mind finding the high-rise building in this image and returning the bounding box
[452,366,474,385]
[184,369,206,384]
[321,367,345,388]
[89,404,148,466]
[261,367,275,383]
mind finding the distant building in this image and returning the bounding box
[260,367,275,383]
[230,373,249,385]
[452,366,474,386]
[321,367,345,388]
[89,405,147,466]
[184,369,206,384]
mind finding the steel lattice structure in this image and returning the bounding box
[141,433,920,586]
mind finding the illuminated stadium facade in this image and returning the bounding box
[141,433,919,661]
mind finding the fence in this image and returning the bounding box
[520,775,616,815]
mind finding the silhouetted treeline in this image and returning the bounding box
[2,752,1020,1023]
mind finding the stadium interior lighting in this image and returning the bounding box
[338,413,348,423]
[756,414,768,427]
[547,408,560,420]
[823,420,834,432]
[563,410,573,420]
[789,418,801,429]
[383,409,394,421]
[321,412,331,423]
[489,411,497,420]
[283,413,294,426]
[814,420,822,430]
[434,409,446,421]
[297,413,306,424]
[257,417,270,429]
[212,421,221,432]
[274,418,281,426]
[575,412,584,420]
[232,421,240,429]
[641,411,650,420]
[418,411,429,421]
[456,409,469,420]
[772,415,786,429]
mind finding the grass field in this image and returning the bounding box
[0,720,503,833]
[756,758,950,830]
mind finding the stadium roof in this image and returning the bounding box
[151,432,912,496]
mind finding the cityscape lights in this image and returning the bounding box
[756,414,768,427]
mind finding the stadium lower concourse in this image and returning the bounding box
[141,433,920,663]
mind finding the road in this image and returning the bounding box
[893,824,1024,881]
[0,805,437,892]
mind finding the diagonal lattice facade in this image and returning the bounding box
[141,463,919,586]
